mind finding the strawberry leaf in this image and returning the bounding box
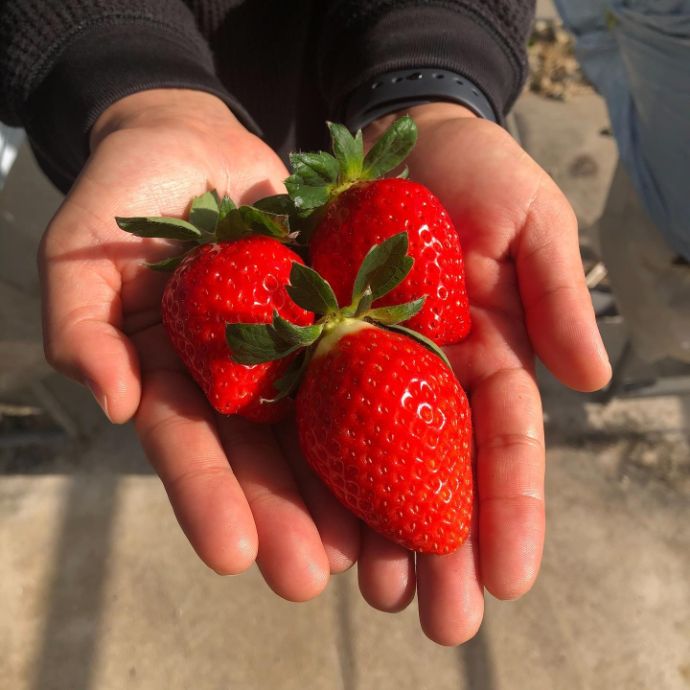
[289,152,339,188]
[218,194,237,220]
[351,232,413,304]
[253,194,295,216]
[216,205,290,242]
[354,287,374,317]
[287,263,339,315]
[260,350,311,404]
[115,216,202,241]
[365,297,426,325]
[189,191,220,233]
[254,194,320,245]
[225,322,302,365]
[237,206,290,238]
[271,312,323,346]
[284,176,332,211]
[362,116,417,180]
[328,122,364,182]
[215,208,252,242]
[385,323,452,369]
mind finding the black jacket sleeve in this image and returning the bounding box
[317,0,535,122]
[0,1,248,192]
[0,1,534,192]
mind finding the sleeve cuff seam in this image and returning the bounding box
[24,14,213,105]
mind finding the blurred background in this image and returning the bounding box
[2,1,689,688]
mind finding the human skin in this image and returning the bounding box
[38,89,611,646]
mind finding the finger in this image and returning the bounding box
[357,527,416,612]
[472,366,545,599]
[416,522,483,646]
[135,369,258,575]
[514,179,611,391]
[218,417,330,602]
[39,226,141,423]
[405,119,610,391]
[447,304,545,600]
[274,420,360,573]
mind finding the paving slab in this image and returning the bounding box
[2,409,689,690]
[512,91,618,239]
[1,422,347,690]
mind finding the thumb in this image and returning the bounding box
[39,227,141,423]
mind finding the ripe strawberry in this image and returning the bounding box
[162,236,312,421]
[117,191,313,422]
[226,233,473,554]
[310,178,469,343]
[296,321,473,554]
[286,117,471,345]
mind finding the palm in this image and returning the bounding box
[40,118,332,577]
[43,115,378,602]
[88,123,292,368]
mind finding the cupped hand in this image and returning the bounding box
[354,103,612,644]
[38,89,356,600]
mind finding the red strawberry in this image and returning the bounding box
[226,233,473,553]
[162,236,312,421]
[310,178,469,343]
[117,191,313,422]
[295,321,472,554]
[286,117,471,345]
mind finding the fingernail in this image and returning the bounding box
[85,379,111,421]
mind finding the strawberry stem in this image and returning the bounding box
[284,116,418,216]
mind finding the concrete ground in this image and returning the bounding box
[2,14,690,690]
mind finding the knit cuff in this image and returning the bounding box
[22,20,255,192]
[320,3,528,125]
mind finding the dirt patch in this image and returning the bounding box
[528,19,592,100]
[0,400,68,473]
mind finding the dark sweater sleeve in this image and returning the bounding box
[0,1,252,193]
[317,0,535,122]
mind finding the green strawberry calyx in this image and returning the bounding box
[284,116,418,218]
[225,232,451,404]
[115,190,299,272]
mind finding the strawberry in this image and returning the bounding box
[117,191,313,422]
[161,236,312,421]
[296,321,472,554]
[286,117,471,345]
[226,233,473,553]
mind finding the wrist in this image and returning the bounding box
[364,102,477,145]
[89,88,243,151]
